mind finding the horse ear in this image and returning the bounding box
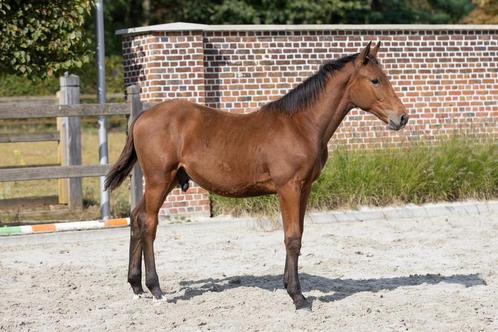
[358,41,372,65]
[370,41,381,58]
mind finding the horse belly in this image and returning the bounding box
[209,182,276,198]
[182,160,276,198]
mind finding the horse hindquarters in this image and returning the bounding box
[129,106,183,299]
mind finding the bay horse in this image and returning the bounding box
[105,41,408,309]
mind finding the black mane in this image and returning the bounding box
[262,53,359,114]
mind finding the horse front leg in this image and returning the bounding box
[278,183,311,310]
[283,184,311,291]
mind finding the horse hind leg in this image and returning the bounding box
[128,198,146,296]
[142,170,178,299]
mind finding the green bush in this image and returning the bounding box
[211,138,497,216]
[0,72,59,96]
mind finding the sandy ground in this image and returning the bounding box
[1,211,498,331]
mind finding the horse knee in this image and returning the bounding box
[131,200,145,220]
[131,204,145,230]
[285,236,302,256]
[142,222,157,239]
[139,212,158,238]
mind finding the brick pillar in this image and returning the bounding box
[123,30,210,217]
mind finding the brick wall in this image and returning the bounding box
[119,23,498,217]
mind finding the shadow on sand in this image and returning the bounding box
[166,272,486,305]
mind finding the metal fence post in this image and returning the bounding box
[127,85,144,211]
[95,0,110,220]
[59,73,83,209]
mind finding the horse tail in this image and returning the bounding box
[104,119,139,191]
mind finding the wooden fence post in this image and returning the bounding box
[59,73,83,210]
[127,85,144,211]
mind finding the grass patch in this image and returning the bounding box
[211,138,497,216]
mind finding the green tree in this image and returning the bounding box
[464,0,497,23]
[0,0,93,78]
[84,0,145,58]
[144,0,367,25]
[141,0,473,28]
[0,0,477,97]
[211,0,367,24]
[365,0,473,24]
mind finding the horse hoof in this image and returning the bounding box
[152,296,167,305]
[132,293,146,300]
[294,296,311,311]
[149,286,164,299]
[131,285,145,295]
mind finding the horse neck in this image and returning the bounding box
[294,64,354,147]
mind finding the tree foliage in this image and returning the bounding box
[367,0,474,24]
[0,0,93,78]
[142,0,368,25]
[0,0,478,92]
[139,0,473,26]
[464,0,498,23]
[187,0,368,25]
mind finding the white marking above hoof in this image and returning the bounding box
[152,296,167,305]
[133,293,146,300]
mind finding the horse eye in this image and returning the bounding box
[371,79,380,85]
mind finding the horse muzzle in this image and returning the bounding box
[388,113,409,131]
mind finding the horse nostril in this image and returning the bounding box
[400,114,408,126]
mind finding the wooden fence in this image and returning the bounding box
[0,74,146,214]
